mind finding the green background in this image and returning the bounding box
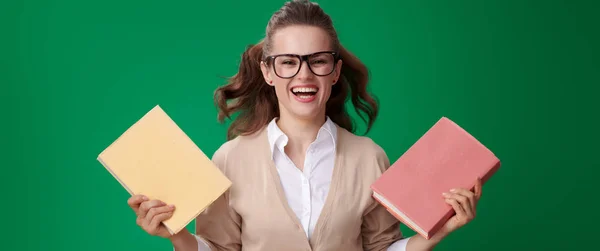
[3,0,598,250]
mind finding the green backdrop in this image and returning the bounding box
[3,0,598,250]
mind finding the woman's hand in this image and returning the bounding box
[439,177,483,235]
[127,194,176,238]
[403,178,484,250]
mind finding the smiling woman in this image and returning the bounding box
[126,1,484,251]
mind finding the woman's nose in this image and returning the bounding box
[295,61,315,80]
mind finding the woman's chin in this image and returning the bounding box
[280,96,327,121]
[289,106,325,121]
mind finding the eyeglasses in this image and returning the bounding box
[263,50,339,79]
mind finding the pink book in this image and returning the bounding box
[371,117,500,240]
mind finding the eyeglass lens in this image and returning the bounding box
[273,52,335,78]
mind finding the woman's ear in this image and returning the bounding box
[333,59,343,85]
[260,61,274,86]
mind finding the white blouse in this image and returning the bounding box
[189,117,410,250]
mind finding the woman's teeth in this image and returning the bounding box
[292,87,318,93]
[291,87,318,97]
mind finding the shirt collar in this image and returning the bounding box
[266,117,337,159]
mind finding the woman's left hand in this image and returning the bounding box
[439,177,483,235]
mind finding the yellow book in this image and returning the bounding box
[97,105,232,235]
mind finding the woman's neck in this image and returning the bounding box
[276,111,326,153]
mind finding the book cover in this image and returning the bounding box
[97,105,232,235]
[371,117,500,239]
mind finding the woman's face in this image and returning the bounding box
[261,25,343,122]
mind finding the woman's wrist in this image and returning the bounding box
[407,229,450,251]
[430,228,450,244]
[169,228,196,249]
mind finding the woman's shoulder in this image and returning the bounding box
[210,128,268,169]
[337,127,391,184]
[337,127,389,165]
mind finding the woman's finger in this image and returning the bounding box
[443,192,473,218]
[445,197,466,218]
[138,200,165,219]
[127,194,148,213]
[145,204,175,223]
[450,188,477,212]
[474,177,483,200]
[149,210,175,232]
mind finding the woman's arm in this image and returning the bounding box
[400,178,484,251]
[403,230,448,251]
[187,143,242,251]
[170,228,207,251]
[193,191,242,251]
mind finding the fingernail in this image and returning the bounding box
[450,189,457,192]
[169,204,175,208]
[442,192,449,197]
[142,196,148,200]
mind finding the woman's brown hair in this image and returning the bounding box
[214,0,379,140]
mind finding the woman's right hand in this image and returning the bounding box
[127,194,176,238]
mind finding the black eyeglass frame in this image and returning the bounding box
[262,50,340,79]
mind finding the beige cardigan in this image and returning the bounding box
[195,125,404,251]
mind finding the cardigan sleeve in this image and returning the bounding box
[361,144,405,251]
[361,203,405,251]
[194,142,242,251]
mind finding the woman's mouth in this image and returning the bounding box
[291,86,318,103]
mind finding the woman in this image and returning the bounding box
[127,1,482,250]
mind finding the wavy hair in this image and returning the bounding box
[214,0,379,140]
